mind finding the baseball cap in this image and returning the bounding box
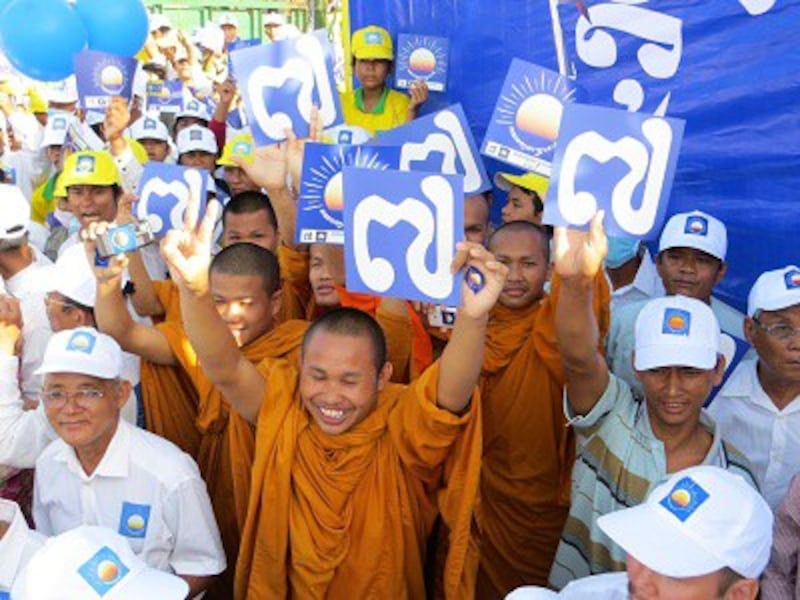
[85,110,106,127]
[34,327,122,379]
[217,133,254,166]
[60,151,121,188]
[41,76,78,104]
[351,25,394,61]
[40,114,70,150]
[177,124,218,155]
[747,265,800,317]
[197,25,225,54]
[658,210,727,261]
[0,183,30,240]
[634,295,721,371]
[12,525,188,599]
[598,466,773,580]
[324,124,372,145]
[494,171,550,199]
[27,87,48,114]
[47,244,96,308]
[216,12,238,27]
[129,115,170,143]
[176,98,211,122]
[262,11,286,26]
[149,13,171,32]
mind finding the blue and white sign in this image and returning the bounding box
[481,59,583,176]
[343,167,464,304]
[146,80,183,114]
[230,29,343,145]
[135,163,207,238]
[370,104,490,195]
[297,142,400,245]
[73,50,137,110]
[708,333,750,406]
[543,103,684,239]
[227,39,261,74]
[396,34,449,92]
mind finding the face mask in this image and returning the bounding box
[68,215,81,236]
[606,237,641,269]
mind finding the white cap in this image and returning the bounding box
[216,12,238,27]
[176,98,211,122]
[0,183,30,240]
[263,12,286,26]
[34,327,122,380]
[658,210,727,261]
[129,116,170,143]
[47,244,96,308]
[149,13,171,32]
[196,25,225,54]
[634,295,721,371]
[12,525,189,599]
[747,265,800,317]
[40,114,72,148]
[176,124,218,155]
[42,76,79,104]
[86,110,106,127]
[598,466,773,580]
[325,124,372,145]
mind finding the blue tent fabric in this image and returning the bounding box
[349,1,800,312]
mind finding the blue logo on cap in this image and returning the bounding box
[232,141,252,156]
[662,308,691,336]
[53,117,67,130]
[66,331,96,354]
[143,119,157,130]
[189,129,203,141]
[364,31,383,45]
[5,168,16,184]
[338,130,353,144]
[684,215,708,236]
[118,502,151,539]
[659,476,710,522]
[77,546,130,596]
[785,269,800,290]
[187,100,199,111]
[75,155,96,175]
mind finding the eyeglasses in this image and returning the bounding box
[40,388,107,409]
[753,319,800,341]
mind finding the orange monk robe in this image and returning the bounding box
[474,274,610,597]
[236,360,482,599]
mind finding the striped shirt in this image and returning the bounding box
[761,473,800,599]
[548,375,757,590]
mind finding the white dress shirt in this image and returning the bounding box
[708,357,800,508]
[34,419,225,577]
[0,499,46,595]
[609,248,665,313]
[507,572,628,598]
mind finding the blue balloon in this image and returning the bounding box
[0,0,87,81]
[73,0,148,57]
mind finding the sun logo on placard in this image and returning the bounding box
[301,147,394,228]
[398,37,447,82]
[93,59,126,96]
[494,70,576,156]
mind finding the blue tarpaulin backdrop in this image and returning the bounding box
[348,0,800,313]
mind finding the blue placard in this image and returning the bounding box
[297,143,400,245]
[370,104,490,196]
[707,333,750,406]
[227,39,261,73]
[135,162,208,238]
[146,80,184,114]
[230,29,343,145]
[395,34,449,93]
[74,50,137,110]
[542,103,685,239]
[343,167,464,304]
[481,59,584,176]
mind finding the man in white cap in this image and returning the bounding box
[174,98,212,137]
[708,265,800,508]
[546,213,756,590]
[12,525,188,599]
[216,12,240,46]
[128,115,172,163]
[31,328,225,597]
[511,466,772,599]
[262,10,300,42]
[176,124,218,173]
[149,13,172,41]
[0,498,45,595]
[607,210,747,398]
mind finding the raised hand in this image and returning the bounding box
[287,105,322,193]
[553,210,608,281]
[104,97,131,143]
[160,190,220,297]
[0,295,22,356]
[408,80,429,111]
[81,221,129,286]
[450,242,508,320]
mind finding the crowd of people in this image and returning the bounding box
[0,9,798,600]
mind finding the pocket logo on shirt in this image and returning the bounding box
[659,476,709,522]
[118,501,151,539]
[77,545,130,596]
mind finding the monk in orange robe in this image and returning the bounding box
[473,221,610,598]
[89,235,307,599]
[160,198,509,599]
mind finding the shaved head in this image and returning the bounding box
[489,220,551,262]
[210,243,281,294]
[303,307,387,375]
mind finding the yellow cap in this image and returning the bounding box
[60,151,121,188]
[351,26,393,61]
[217,134,254,167]
[54,172,67,198]
[494,172,549,199]
[127,138,149,165]
[27,88,48,114]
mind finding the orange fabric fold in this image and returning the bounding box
[235,361,482,599]
[475,273,611,597]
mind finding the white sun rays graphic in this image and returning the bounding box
[397,36,448,82]
[494,68,577,156]
[92,58,127,96]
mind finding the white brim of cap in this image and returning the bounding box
[178,142,217,155]
[118,567,189,599]
[598,504,726,579]
[634,344,717,371]
[33,358,119,379]
[749,293,800,317]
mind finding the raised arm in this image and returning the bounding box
[437,243,507,413]
[160,196,265,423]
[553,211,610,416]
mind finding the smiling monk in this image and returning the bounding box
[161,197,506,599]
